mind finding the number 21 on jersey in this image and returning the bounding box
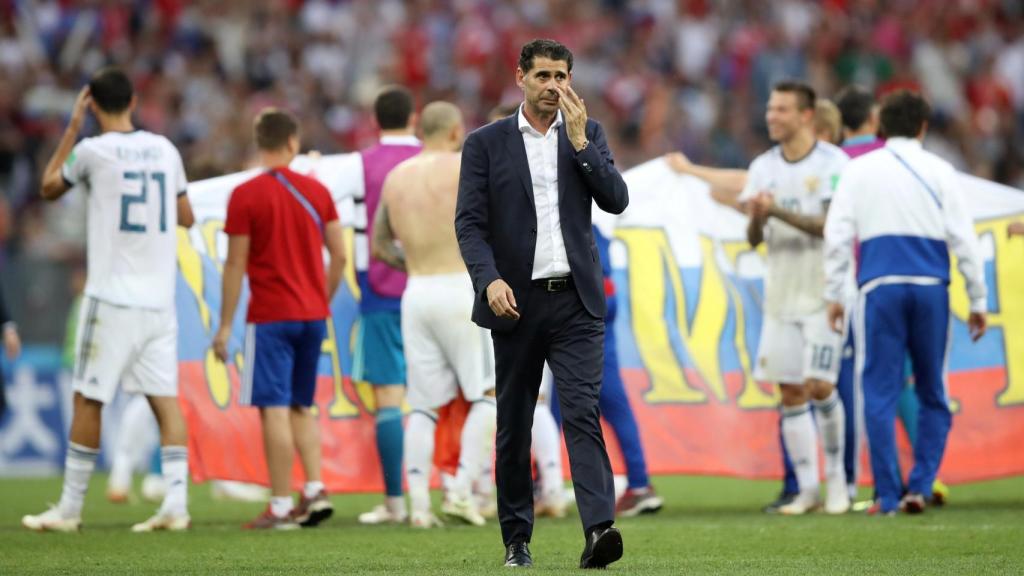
[121,170,167,233]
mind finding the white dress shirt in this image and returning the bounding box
[519,105,571,280]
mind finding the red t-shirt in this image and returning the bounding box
[224,167,339,323]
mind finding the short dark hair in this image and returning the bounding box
[88,67,134,113]
[879,90,931,138]
[518,39,573,73]
[835,85,875,131]
[374,86,414,130]
[772,80,816,111]
[253,108,299,151]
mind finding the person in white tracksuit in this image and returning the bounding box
[824,90,988,516]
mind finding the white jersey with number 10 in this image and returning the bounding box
[62,130,187,310]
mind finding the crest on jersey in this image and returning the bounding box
[804,176,819,194]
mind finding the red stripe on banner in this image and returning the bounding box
[179,361,1024,492]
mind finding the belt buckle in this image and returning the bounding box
[547,278,568,292]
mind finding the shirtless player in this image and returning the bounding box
[372,101,497,528]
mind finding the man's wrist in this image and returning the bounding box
[573,139,589,153]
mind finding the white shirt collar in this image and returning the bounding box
[380,134,421,146]
[518,103,563,136]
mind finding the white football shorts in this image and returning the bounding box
[754,309,841,385]
[402,273,495,411]
[72,296,178,404]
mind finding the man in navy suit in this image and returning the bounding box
[455,38,629,569]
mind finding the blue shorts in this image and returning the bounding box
[241,320,326,407]
[353,311,405,386]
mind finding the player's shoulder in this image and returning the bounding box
[748,147,778,171]
[143,132,185,167]
[150,132,183,156]
[841,145,904,187]
[67,135,102,165]
[232,169,272,197]
[814,141,848,162]
[847,146,887,168]
[74,133,102,150]
[917,147,957,177]
[287,168,332,198]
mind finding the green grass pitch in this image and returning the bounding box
[1,474,1021,574]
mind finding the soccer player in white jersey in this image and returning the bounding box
[372,102,497,528]
[23,68,195,532]
[740,81,850,515]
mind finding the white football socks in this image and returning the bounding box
[59,442,99,518]
[159,445,189,516]
[451,398,497,500]
[303,481,325,499]
[782,403,819,493]
[813,389,847,485]
[270,496,293,518]
[109,395,158,494]
[404,410,437,515]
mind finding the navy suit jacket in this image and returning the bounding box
[455,113,629,333]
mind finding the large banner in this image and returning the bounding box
[178,155,1024,491]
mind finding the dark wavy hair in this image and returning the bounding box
[518,39,573,73]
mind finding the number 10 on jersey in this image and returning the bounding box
[121,170,167,233]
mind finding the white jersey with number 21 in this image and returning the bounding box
[62,130,187,310]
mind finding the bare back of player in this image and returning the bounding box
[381,152,464,275]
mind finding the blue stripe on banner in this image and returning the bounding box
[858,235,950,286]
[351,319,365,381]
[888,150,942,209]
[272,170,324,237]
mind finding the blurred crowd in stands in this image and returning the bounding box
[1,0,1023,343]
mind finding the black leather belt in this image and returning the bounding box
[531,276,574,292]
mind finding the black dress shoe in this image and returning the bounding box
[580,526,623,569]
[505,542,533,567]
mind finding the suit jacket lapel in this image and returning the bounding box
[504,118,535,212]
